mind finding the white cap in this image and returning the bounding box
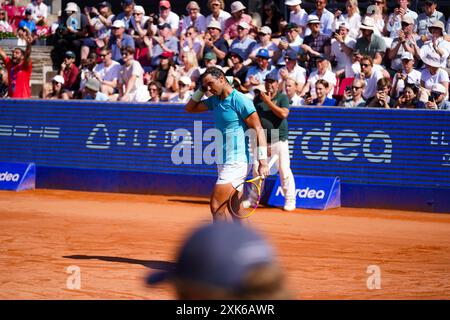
[207,20,222,31]
[307,15,320,25]
[259,26,272,35]
[431,83,446,94]
[401,52,414,60]
[360,17,375,31]
[52,75,65,84]
[112,20,126,28]
[65,2,78,12]
[133,5,145,15]
[230,1,246,14]
[338,21,350,30]
[285,0,302,5]
[179,76,192,86]
[238,21,250,29]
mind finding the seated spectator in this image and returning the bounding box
[419,21,450,69]
[158,1,179,35]
[278,23,303,62]
[345,50,362,78]
[83,78,109,101]
[386,0,418,39]
[42,75,65,99]
[394,83,421,109]
[339,78,366,107]
[390,52,421,98]
[356,55,384,100]
[205,0,231,34]
[175,50,201,89]
[284,77,304,106]
[149,51,177,93]
[425,83,450,110]
[0,38,32,99]
[417,1,446,38]
[365,77,394,108]
[332,0,361,40]
[229,21,256,66]
[285,0,308,37]
[300,56,336,99]
[278,49,306,94]
[355,17,386,65]
[306,79,336,106]
[223,1,252,41]
[261,1,284,38]
[81,3,115,62]
[146,22,178,70]
[180,1,206,36]
[109,19,135,63]
[201,20,229,67]
[301,15,331,72]
[59,50,79,99]
[118,46,150,102]
[249,26,280,65]
[16,26,33,46]
[181,26,204,60]
[307,0,334,37]
[420,50,449,100]
[330,21,356,78]
[129,5,149,50]
[78,54,98,97]
[26,0,48,26]
[0,9,12,32]
[52,3,89,67]
[148,80,163,102]
[244,48,275,92]
[169,76,193,103]
[225,50,248,87]
[18,8,37,38]
[387,15,420,74]
[114,0,134,32]
[93,48,121,98]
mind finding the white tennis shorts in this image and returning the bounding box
[216,162,251,190]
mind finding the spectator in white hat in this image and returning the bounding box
[419,20,450,69]
[42,75,65,99]
[223,1,252,41]
[425,83,450,110]
[229,21,257,65]
[387,0,418,39]
[420,50,449,100]
[249,26,279,64]
[285,0,308,36]
[332,0,361,40]
[129,5,150,50]
[205,0,231,35]
[387,15,420,74]
[306,0,334,37]
[202,20,229,66]
[390,51,421,99]
[108,19,135,62]
[330,21,356,77]
[180,1,207,36]
[169,76,194,103]
[354,16,386,65]
[301,15,331,72]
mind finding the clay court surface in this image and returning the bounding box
[1,189,449,300]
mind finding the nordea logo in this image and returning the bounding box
[0,171,20,182]
[276,186,325,199]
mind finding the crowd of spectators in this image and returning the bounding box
[0,0,450,109]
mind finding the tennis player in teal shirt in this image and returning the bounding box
[186,67,269,222]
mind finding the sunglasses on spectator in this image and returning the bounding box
[178,82,188,87]
[258,32,268,36]
[361,63,371,67]
[160,7,169,10]
[210,3,220,7]
[121,52,130,56]
[149,87,158,91]
[352,86,362,89]
[100,53,108,57]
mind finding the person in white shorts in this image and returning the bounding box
[186,67,269,222]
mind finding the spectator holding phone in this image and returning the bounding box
[390,52,421,98]
[387,0,418,39]
[366,78,394,108]
[394,83,421,109]
[340,78,366,107]
[332,0,361,40]
[306,79,336,106]
[426,83,450,110]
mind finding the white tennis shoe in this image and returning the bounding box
[283,200,296,212]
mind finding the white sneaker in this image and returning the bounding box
[283,201,296,212]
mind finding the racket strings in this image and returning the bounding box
[229,179,262,219]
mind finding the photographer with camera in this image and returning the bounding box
[366,78,394,108]
[390,52,421,98]
[425,84,450,110]
[339,78,366,108]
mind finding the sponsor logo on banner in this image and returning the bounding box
[0,172,20,182]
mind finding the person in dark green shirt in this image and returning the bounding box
[252,73,297,211]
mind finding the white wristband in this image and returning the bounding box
[257,146,267,160]
[191,89,204,102]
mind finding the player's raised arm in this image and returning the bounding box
[185,91,209,113]
[244,112,269,178]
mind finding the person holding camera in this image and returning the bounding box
[394,83,421,109]
[387,0,418,39]
[330,21,356,78]
[390,52,421,98]
[339,78,366,107]
[426,83,450,110]
[365,78,394,108]
[306,79,336,106]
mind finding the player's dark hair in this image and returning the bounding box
[202,66,226,81]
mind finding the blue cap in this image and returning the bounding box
[121,0,134,5]
[147,223,275,290]
[285,49,298,61]
[256,48,270,59]
[265,72,278,82]
[229,49,245,62]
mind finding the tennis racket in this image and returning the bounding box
[228,155,279,219]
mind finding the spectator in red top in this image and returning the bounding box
[59,50,80,99]
[0,36,33,98]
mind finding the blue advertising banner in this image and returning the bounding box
[0,162,35,191]
[267,176,341,210]
[0,99,449,212]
